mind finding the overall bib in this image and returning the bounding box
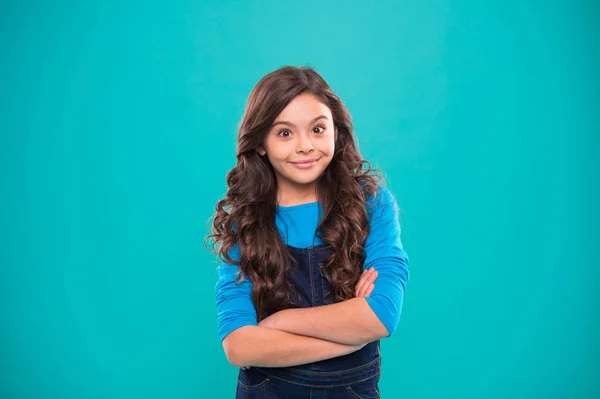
[236,244,381,399]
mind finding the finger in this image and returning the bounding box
[355,268,372,296]
[358,283,369,297]
[356,268,375,296]
[367,270,379,284]
[361,270,378,296]
[355,271,366,296]
[365,283,375,297]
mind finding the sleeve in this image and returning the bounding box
[215,243,258,341]
[363,186,410,337]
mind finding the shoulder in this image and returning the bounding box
[363,184,405,251]
[365,184,398,218]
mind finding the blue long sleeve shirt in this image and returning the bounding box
[215,186,410,341]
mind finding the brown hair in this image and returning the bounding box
[205,65,384,320]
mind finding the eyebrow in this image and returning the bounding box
[271,115,329,129]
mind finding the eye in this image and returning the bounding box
[313,125,326,134]
[277,129,292,138]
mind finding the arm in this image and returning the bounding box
[259,297,388,346]
[223,325,363,368]
[215,246,362,367]
[259,187,410,346]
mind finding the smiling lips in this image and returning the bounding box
[291,158,319,168]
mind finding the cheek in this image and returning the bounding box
[324,138,336,155]
[263,140,286,161]
[271,147,291,162]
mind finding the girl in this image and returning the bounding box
[206,66,409,398]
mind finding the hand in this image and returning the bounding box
[355,267,378,298]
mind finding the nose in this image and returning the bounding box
[296,133,314,154]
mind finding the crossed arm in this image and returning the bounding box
[257,295,389,346]
[219,188,409,368]
[222,268,383,368]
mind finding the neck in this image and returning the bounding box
[276,182,318,207]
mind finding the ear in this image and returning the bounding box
[256,146,266,156]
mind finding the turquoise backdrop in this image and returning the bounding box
[1,1,598,398]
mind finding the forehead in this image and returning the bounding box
[275,93,333,123]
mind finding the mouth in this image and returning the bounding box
[291,158,320,164]
[290,158,320,168]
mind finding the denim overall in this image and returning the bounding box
[236,244,381,399]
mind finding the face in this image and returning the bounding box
[257,92,336,202]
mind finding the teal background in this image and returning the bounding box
[1,1,598,398]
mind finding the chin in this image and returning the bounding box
[288,177,317,185]
[287,174,322,185]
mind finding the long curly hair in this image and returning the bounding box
[205,65,385,321]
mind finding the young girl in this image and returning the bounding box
[206,66,409,398]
